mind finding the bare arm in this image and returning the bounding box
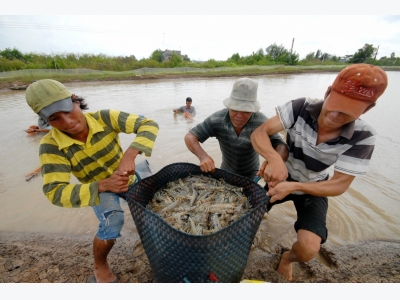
[98,148,140,193]
[251,115,288,186]
[184,132,215,172]
[274,143,289,162]
[267,170,355,203]
[24,125,50,134]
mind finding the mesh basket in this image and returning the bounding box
[125,162,270,283]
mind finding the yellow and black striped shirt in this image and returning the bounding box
[39,110,159,208]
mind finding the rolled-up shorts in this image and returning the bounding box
[92,192,127,241]
[265,185,328,244]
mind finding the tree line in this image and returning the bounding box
[0,43,398,72]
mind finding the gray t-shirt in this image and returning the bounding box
[177,106,196,116]
[189,108,286,179]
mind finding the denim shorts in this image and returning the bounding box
[265,185,328,244]
[92,192,127,241]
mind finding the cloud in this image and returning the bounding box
[1,15,400,61]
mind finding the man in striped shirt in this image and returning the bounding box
[250,64,388,281]
[26,79,159,283]
[185,78,288,180]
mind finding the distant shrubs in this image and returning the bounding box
[1,44,399,72]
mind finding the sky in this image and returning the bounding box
[1,1,399,62]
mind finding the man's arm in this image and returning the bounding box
[108,111,158,157]
[274,144,289,162]
[184,132,215,172]
[267,170,355,203]
[251,114,288,187]
[40,140,100,208]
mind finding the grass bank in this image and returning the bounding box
[1,65,399,90]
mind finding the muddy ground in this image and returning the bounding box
[1,231,399,283]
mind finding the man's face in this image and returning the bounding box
[186,101,192,108]
[228,109,252,129]
[47,101,87,136]
[320,94,356,129]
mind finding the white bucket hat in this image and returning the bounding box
[223,78,261,113]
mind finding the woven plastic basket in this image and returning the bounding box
[125,162,270,283]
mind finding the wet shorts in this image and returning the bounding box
[265,185,328,244]
[92,192,126,241]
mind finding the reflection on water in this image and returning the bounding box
[0,73,399,248]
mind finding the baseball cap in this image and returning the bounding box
[327,64,388,119]
[223,78,261,113]
[26,79,73,122]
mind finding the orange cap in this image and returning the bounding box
[327,64,388,119]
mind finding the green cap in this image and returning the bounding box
[26,79,72,114]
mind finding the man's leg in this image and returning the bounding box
[93,236,117,283]
[278,195,328,281]
[92,192,125,283]
[277,229,321,281]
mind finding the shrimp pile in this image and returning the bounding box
[147,174,252,235]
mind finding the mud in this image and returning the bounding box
[1,231,399,283]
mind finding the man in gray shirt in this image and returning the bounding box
[173,97,196,119]
[185,78,288,180]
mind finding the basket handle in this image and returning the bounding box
[135,171,141,182]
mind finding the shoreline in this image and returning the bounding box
[1,65,399,91]
[1,231,399,283]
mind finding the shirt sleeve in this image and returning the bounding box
[334,128,376,177]
[275,98,306,130]
[39,138,100,208]
[189,114,215,143]
[254,112,286,149]
[191,107,196,116]
[107,110,159,157]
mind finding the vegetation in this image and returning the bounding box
[1,42,399,77]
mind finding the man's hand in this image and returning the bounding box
[98,171,130,193]
[267,181,296,203]
[257,158,288,188]
[184,112,193,120]
[25,125,40,133]
[117,147,140,176]
[199,155,215,173]
[264,158,288,187]
[185,132,215,172]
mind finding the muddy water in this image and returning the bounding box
[0,73,399,250]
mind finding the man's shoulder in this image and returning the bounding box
[252,111,267,123]
[212,108,228,116]
[39,132,60,150]
[191,109,227,132]
[354,119,377,135]
[208,108,228,122]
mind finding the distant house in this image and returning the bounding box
[339,55,353,63]
[161,50,182,62]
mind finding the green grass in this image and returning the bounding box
[1,65,399,88]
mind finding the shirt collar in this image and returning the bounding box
[51,113,104,150]
[306,99,355,140]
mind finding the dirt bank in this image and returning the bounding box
[1,231,399,283]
